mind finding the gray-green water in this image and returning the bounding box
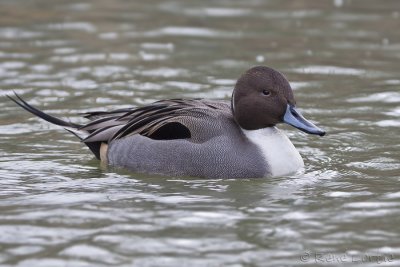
[1,0,400,266]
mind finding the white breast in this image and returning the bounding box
[242,127,304,177]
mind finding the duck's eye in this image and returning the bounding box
[262,90,271,96]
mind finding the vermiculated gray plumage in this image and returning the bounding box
[105,100,268,178]
[82,99,268,178]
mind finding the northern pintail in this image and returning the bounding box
[9,66,325,178]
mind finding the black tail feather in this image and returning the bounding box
[8,93,103,160]
[7,93,82,129]
[64,128,101,159]
[64,128,83,140]
[84,142,101,160]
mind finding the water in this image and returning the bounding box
[0,0,399,266]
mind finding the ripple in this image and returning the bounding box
[0,28,43,39]
[15,259,89,267]
[46,22,97,33]
[290,81,320,90]
[140,42,174,51]
[61,78,97,89]
[135,67,189,78]
[385,107,400,117]
[343,202,399,209]
[0,69,18,79]
[91,66,128,77]
[32,40,74,47]
[375,120,400,127]
[325,191,374,198]
[0,51,33,59]
[0,225,96,245]
[282,211,313,220]
[53,47,77,54]
[0,123,42,135]
[6,245,44,256]
[51,53,107,63]
[183,7,251,17]
[128,27,241,38]
[329,13,381,21]
[67,3,92,11]
[346,158,400,171]
[173,210,244,225]
[379,79,400,85]
[292,65,365,76]
[207,77,235,86]
[30,64,52,72]
[60,244,123,264]
[348,92,400,103]
[98,32,119,40]
[139,51,169,61]
[109,53,133,61]
[383,192,400,199]
[0,61,26,69]
[163,81,207,91]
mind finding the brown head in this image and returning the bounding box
[232,66,325,136]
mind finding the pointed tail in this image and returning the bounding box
[7,93,82,129]
[7,93,103,160]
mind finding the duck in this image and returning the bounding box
[8,66,325,178]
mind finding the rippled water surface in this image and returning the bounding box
[1,0,400,266]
